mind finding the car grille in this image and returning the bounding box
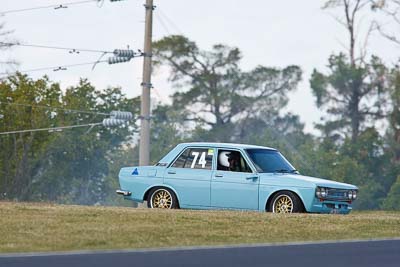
[326,188,349,201]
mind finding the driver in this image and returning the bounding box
[218,151,241,172]
[227,152,241,172]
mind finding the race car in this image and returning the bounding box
[117,142,358,214]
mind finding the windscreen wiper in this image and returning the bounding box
[274,169,299,174]
[274,169,290,173]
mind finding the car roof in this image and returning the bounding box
[178,142,276,150]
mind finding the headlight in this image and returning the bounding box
[348,191,353,199]
[315,187,328,198]
[316,187,321,198]
[347,190,357,200]
[352,190,357,199]
[321,188,327,198]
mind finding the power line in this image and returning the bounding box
[3,49,142,77]
[0,110,133,136]
[0,50,142,80]
[0,42,113,54]
[0,101,110,116]
[157,7,183,35]
[0,60,107,78]
[0,0,100,16]
[155,13,171,35]
[0,122,102,136]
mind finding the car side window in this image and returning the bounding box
[172,148,213,170]
[217,150,252,173]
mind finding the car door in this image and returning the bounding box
[211,148,259,210]
[164,147,214,208]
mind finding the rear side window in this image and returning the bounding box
[172,148,213,170]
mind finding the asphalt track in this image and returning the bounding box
[1,239,399,267]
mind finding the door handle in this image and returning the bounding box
[246,176,258,180]
[215,174,223,178]
[167,170,176,174]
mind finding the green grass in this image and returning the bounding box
[0,201,400,253]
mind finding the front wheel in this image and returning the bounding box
[269,191,304,213]
[147,188,178,209]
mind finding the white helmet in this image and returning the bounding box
[218,151,231,167]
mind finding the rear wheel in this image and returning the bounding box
[269,191,304,213]
[147,188,178,209]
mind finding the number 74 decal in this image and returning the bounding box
[191,152,207,168]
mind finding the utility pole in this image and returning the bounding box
[139,0,154,166]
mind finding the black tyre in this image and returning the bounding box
[268,191,304,213]
[147,187,179,209]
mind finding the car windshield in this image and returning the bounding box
[246,149,296,173]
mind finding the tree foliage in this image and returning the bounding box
[310,54,387,140]
[153,35,302,141]
[0,74,138,204]
[382,176,400,210]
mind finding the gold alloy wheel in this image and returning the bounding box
[151,189,173,209]
[273,195,294,213]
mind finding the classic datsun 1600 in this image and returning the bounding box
[117,142,358,214]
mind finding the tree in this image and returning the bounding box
[0,75,138,204]
[316,1,390,141]
[311,1,389,141]
[382,175,400,210]
[342,127,390,209]
[0,74,62,200]
[370,0,400,46]
[32,80,138,204]
[323,0,374,65]
[365,1,400,209]
[310,54,387,141]
[381,68,400,165]
[153,35,302,141]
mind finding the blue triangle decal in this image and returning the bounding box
[132,168,139,175]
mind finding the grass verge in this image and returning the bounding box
[0,201,399,253]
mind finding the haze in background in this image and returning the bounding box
[1,0,399,133]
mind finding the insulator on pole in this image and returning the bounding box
[102,118,126,127]
[113,49,135,58]
[110,111,133,121]
[108,56,131,65]
[111,111,133,121]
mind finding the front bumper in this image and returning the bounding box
[309,199,353,214]
[116,189,132,196]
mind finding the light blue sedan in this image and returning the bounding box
[117,142,358,214]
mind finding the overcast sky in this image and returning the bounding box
[1,0,399,133]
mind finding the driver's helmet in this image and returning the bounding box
[218,151,231,167]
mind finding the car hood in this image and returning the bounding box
[259,173,358,190]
